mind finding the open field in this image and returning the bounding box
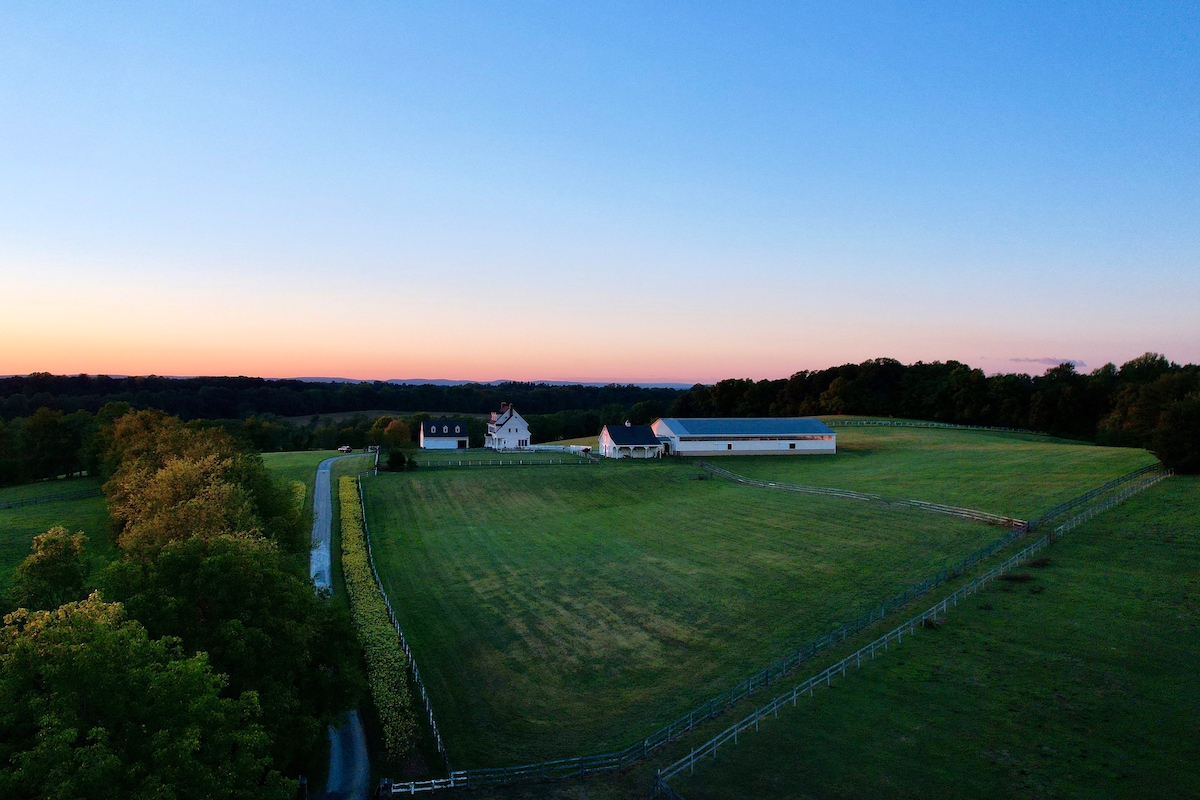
[668,475,1200,800]
[363,461,1003,767]
[413,449,591,466]
[0,478,114,592]
[539,435,599,449]
[730,424,1156,519]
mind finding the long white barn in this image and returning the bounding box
[651,417,836,456]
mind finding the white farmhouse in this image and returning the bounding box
[651,417,836,456]
[419,419,470,450]
[485,403,531,450]
[598,422,663,459]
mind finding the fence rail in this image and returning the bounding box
[699,462,1025,528]
[826,419,1047,435]
[375,464,1169,796]
[411,458,594,469]
[355,475,451,772]
[0,486,103,510]
[653,470,1170,795]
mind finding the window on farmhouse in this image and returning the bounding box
[727,444,733,450]
[789,443,796,449]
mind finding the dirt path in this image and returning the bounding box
[309,456,371,800]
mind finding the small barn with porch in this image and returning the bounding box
[598,422,664,459]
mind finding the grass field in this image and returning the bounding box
[667,475,1200,800]
[413,449,591,466]
[0,478,114,592]
[363,460,1005,767]
[729,425,1156,519]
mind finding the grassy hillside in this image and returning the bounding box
[363,461,1001,767]
[667,475,1200,799]
[0,478,113,592]
[730,425,1156,519]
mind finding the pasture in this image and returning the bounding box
[0,478,113,591]
[667,475,1200,800]
[362,461,1003,767]
[731,424,1156,519]
[412,449,591,466]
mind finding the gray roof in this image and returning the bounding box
[655,417,834,437]
[424,420,470,437]
[602,424,662,446]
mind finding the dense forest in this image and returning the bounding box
[0,374,680,421]
[2,353,1198,476]
[1,410,361,797]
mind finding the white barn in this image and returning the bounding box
[651,417,835,456]
[598,422,663,459]
[485,403,531,450]
[419,419,470,450]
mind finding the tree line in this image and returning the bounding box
[1,410,364,797]
[0,374,681,421]
[3,355,1197,477]
[669,354,1200,471]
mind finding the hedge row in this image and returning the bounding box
[291,481,306,514]
[338,476,417,760]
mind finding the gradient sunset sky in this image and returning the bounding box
[2,3,1197,384]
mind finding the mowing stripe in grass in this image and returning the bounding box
[652,471,1171,797]
[371,467,1170,794]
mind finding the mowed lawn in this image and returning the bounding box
[413,449,591,465]
[669,475,1200,800]
[731,425,1157,519]
[0,478,114,591]
[362,461,1002,767]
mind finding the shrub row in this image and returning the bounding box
[291,480,306,514]
[338,476,417,760]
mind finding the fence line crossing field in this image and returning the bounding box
[358,428,1162,771]
[730,425,1156,520]
[0,477,112,591]
[666,475,1200,800]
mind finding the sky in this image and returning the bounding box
[1,2,1197,384]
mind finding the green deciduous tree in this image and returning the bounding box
[103,536,363,774]
[0,594,288,800]
[8,527,90,611]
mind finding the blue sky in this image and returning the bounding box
[1,2,1197,382]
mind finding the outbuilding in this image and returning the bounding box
[419,419,471,450]
[598,422,663,459]
[651,417,835,456]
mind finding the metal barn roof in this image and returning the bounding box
[655,417,834,437]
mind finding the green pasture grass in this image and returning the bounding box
[261,449,345,502]
[362,461,1002,768]
[0,476,99,503]
[668,476,1200,800]
[413,449,590,465]
[0,478,114,592]
[539,435,599,449]
[727,425,1155,519]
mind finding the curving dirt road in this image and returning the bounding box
[310,456,371,800]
